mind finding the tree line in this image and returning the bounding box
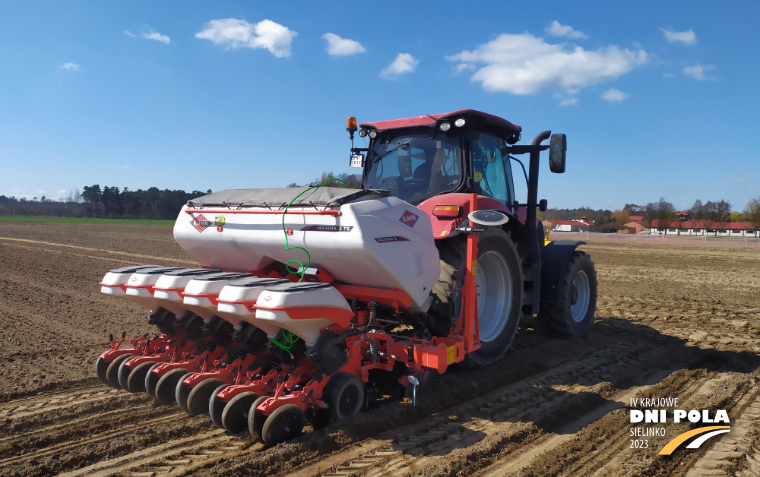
[0,186,212,220]
[547,197,760,233]
[0,172,363,221]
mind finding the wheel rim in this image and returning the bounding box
[337,382,363,418]
[127,362,156,393]
[570,270,590,323]
[175,373,194,413]
[155,369,187,405]
[187,379,223,416]
[209,385,229,428]
[476,250,512,342]
[222,392,258,433]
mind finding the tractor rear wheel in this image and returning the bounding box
[465,228,523,367]
[538,251,597,337]
[261,404,305,446]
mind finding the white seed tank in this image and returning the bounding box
[173,188,441,309]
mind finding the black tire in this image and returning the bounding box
[222,391,259,433]
[209,385,230,428]
[155,368,189,405]
[95,356,110,384]
[187,378,224,416]
[465,228,523,367]
[105,355,132,389]
[175,373,195,413]
[538,251,597,337]
[117,358,136,390]
[248,395,270,438]
[144,363,162,398]
[261,404,305,446]
[323,373,365,421]
[127,361,157,393]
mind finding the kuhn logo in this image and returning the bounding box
[399,210,419,228]
[262,295,273,302]
[191,214,213,233]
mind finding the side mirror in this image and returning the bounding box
[397,148,412,178]
[549,134,566,173]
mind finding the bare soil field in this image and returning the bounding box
[1,222,759,477]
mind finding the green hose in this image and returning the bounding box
[282,178,348,282]
[269,178,349,353]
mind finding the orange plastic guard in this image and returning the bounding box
[464,193,481,352]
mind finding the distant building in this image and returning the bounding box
[544,218,593,232]
[626,217,759,237]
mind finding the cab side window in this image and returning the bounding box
[472,134,509,204]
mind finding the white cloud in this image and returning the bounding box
[61,63,79,71]
[380,53,419,79]
[660,28,697,46]
[143,31,171,45]
[602,88,628,103]
[546,21,587,39]
[124,30,136,37]
[446,33,648,95]
[196,18,297,58]
[322,33,366,56]
[683,64,716,80]
[559,97,578,106]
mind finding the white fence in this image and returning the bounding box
[551,232,760,249]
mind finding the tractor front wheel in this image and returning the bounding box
[538,251,597,337]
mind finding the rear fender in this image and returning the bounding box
[540,240,585,304]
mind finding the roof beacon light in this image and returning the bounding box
[454,118,466,127]
[346,116,358,133]
[439,122,451,132]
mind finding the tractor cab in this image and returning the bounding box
[348,110,529,209]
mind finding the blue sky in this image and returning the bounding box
[1,1,758,212]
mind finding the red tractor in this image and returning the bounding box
[95,109,597,446]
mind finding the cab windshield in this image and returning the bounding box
[365,132,462,205]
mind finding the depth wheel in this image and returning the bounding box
[144,363,162,398]
[222,391,259,433]
[323,373,365,421]
[117,359,136,390]
[261,404,305,447]
[127,362,157,393]
[174,373,195,413]
[187,378,224,416]
[155,368,189,405]
[538,251,597,337]
[105,355,132,389]
[465,228,523,367]
[248,396,270,438]
[95,356,109,384]
[209,385,230,428]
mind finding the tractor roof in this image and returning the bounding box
[360,109,522,139]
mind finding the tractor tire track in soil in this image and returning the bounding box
[0,224,758,476]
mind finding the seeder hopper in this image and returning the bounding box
[95,110,597,446]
